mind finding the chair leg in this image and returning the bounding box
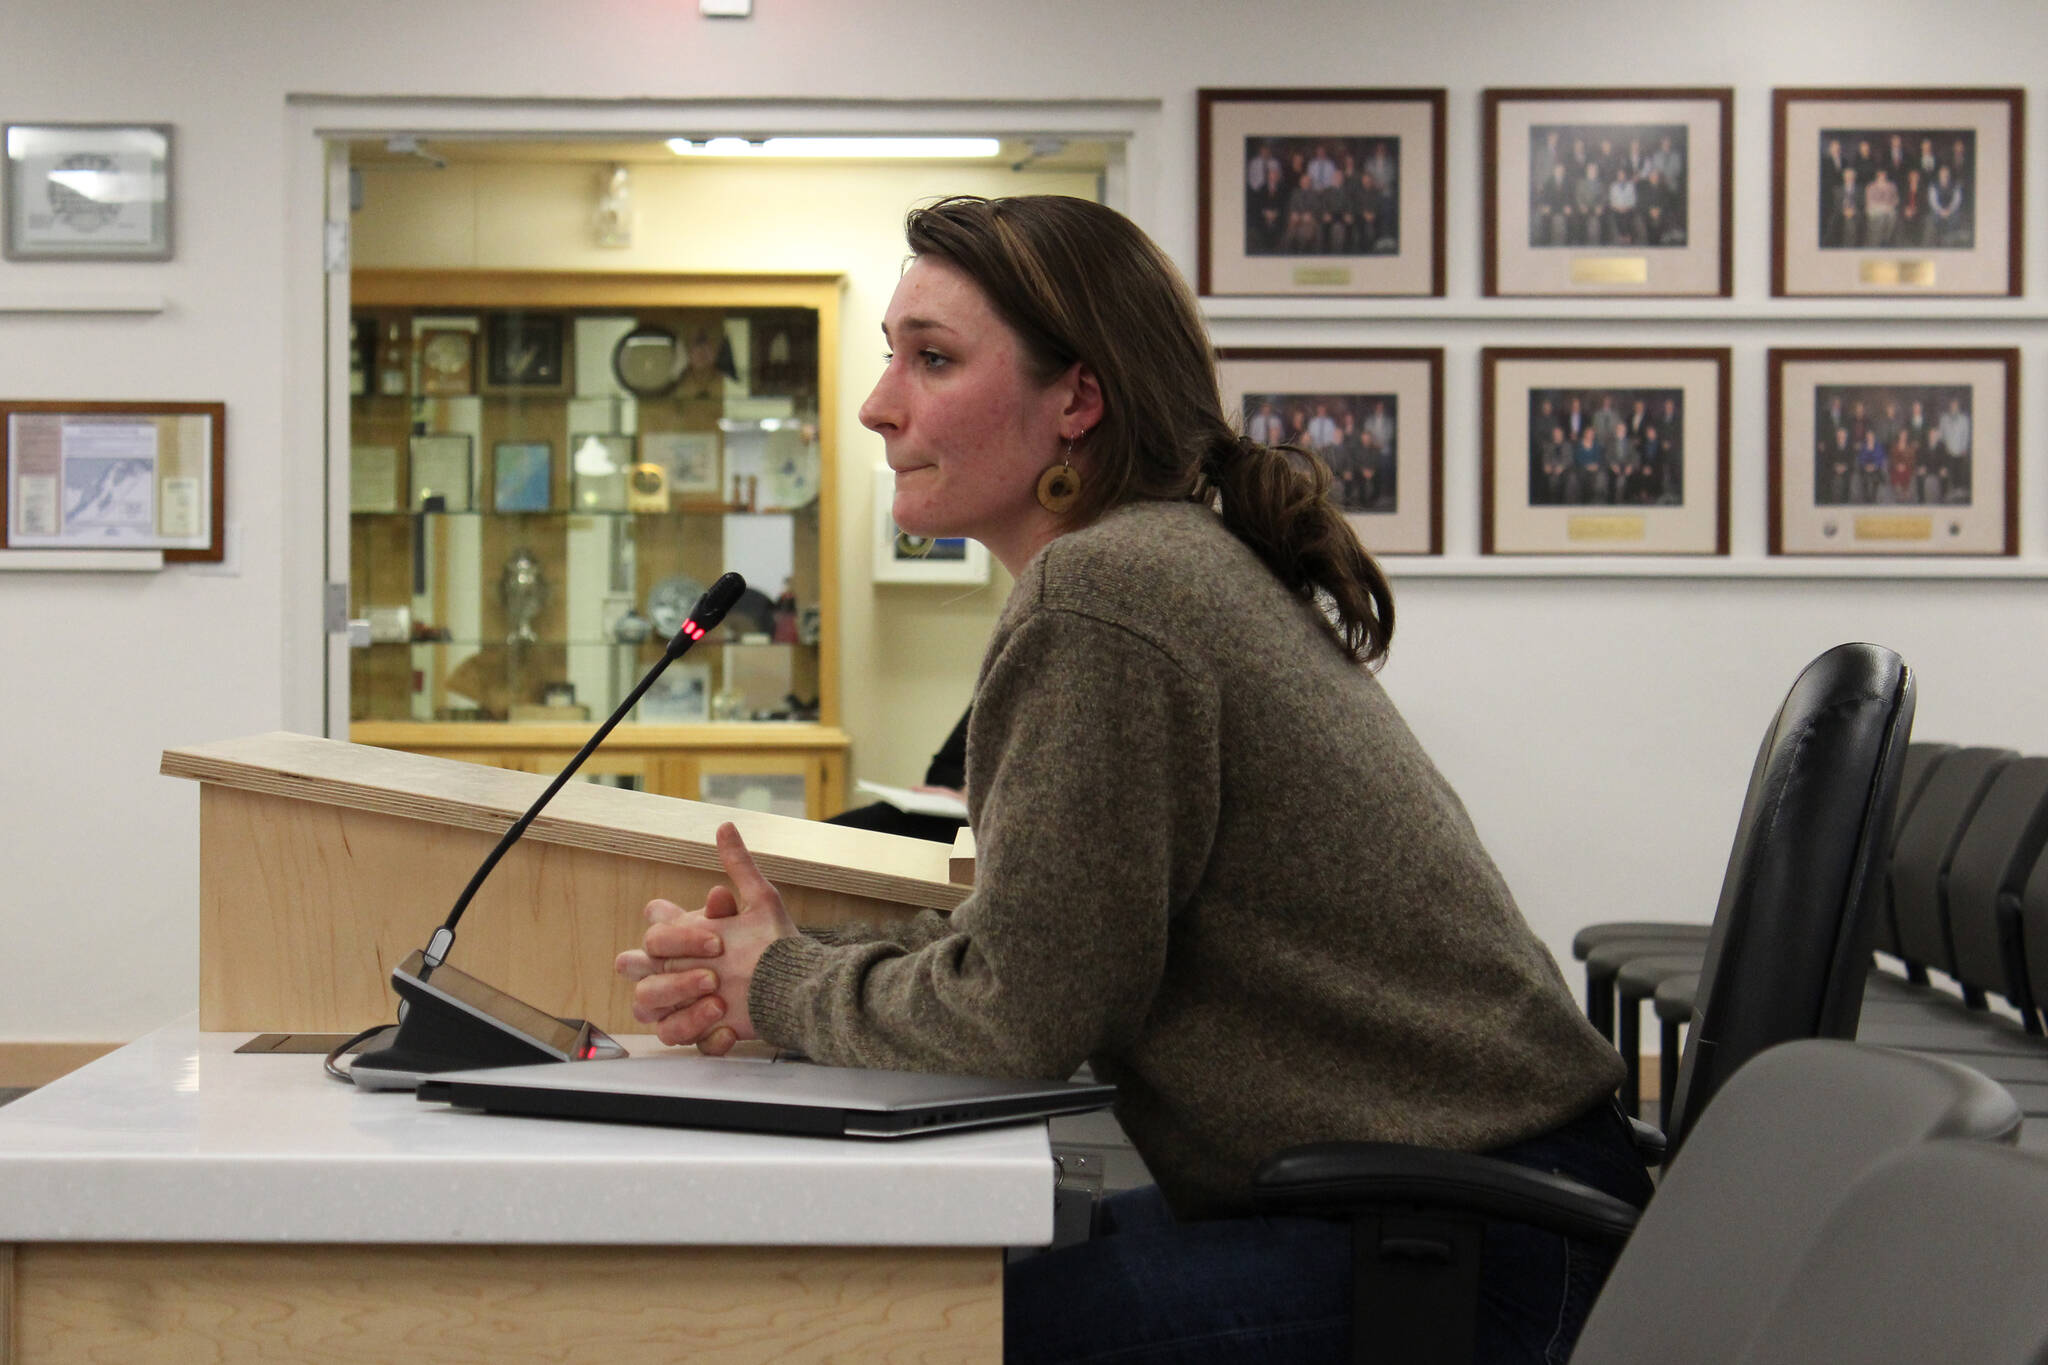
[1586,963,1614,1040]
[1617,994,1642,1118]
[1659,1020,1680,1132]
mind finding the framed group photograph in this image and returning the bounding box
[482,311,570,394]
[3,123,172,261]
[871,464,991,585]
[1,399,223,559]
[1767,347,2016,556]
[1482,88,1732,297]
[1197,87,1446,298]
[1481,348,1730,556]
[1772,88,2024,296]
[1215,347,1442,556]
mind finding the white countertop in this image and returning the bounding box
[0,1020,1056,1246]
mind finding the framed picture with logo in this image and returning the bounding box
[1197,88,1445,298]
[1772,87,2024,297]
[3,122,172,261]
[1767,347,2017,556]
[1480,347,1730,557]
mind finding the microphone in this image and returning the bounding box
[344,572,747,1089]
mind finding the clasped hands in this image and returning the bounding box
[614,821,796,1054]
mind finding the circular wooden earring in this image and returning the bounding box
[1036,461,1081,514]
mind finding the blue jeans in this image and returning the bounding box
[1005,1098,1653,1365]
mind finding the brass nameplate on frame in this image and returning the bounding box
[1859,260,1937,287]
[1853,514,1934,542]
[1566,514,1648,542]
[1291,265,1353,287]
[1570,257,1650,285]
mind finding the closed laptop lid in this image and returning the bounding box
[416,1051,1115,1138]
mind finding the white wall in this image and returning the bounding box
[3,0,2047,1043]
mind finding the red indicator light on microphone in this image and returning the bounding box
[681,620,705,641]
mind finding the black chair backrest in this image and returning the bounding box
[1734,1142,2048,1365]
[1944,757,2048,1019]
[1665,643,1913,1152]
[1889,746,2018,977]
[1571,1040,2019,1365]
[2020,841,2048,1028]
[1870,741,1956,957]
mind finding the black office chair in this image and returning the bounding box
[1251,642,1916,1365]
[1879,745,2017,998]
[1619,737,1957,1116]
[1733,1140,2048,1365]
[1859,756,2048,1062]
[1591,738,1956,1087]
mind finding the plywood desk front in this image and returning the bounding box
[0,1021,1049,1362]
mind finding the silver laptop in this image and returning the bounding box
[415,1051,1116,1139]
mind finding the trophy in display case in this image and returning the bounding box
[500,548,549,646]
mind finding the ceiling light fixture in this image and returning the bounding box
[664,136,1000,159]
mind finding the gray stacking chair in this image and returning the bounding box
[1568,1041,2021,1365]
[1733,1141,2048,1365]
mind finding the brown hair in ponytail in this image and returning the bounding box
[902,194,1394,666]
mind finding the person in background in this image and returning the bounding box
[618,195,1645,1365]
[823,706,970,844]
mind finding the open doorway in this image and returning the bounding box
[313,120,1131,809]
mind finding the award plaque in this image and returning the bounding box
[612,324,685,397]
[418,329,476,396]
[627,461,671,513]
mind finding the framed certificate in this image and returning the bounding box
[350,444,401,513]
[1,400,224,558]
[641,430,722,498]
[3,123,173,261]
[409,434,474,512]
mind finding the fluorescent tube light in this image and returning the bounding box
[664,137,1001,159]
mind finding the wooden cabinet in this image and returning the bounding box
[346,270,847,815]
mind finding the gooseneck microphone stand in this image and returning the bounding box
[340,573,748,1088]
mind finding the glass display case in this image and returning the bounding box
[345,270,846,817]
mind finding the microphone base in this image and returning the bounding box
[346,950,623,1090]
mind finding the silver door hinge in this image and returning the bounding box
[324,220,350,274]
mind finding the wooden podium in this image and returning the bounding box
[159,732,973,1035]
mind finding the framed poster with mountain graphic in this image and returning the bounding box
[1,399,223,560]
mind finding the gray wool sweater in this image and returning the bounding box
[752,498,1624,1217]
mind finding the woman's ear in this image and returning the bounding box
[1062,363,1105,439]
